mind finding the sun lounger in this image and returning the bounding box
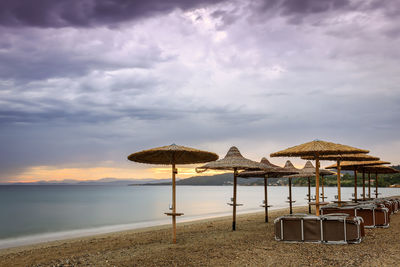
[320,204,389,228]
[373,199,395,215]
[392,199,400,212]
[383,198,399,213]
[274,213,365,244]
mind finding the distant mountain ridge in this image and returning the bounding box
[134,173,282,186]
[3,165,399,186]
[136,165,400,186]
[1,178,173,186]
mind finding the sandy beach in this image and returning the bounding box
[0,205,400,267]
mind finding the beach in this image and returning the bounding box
[1,205,400,267]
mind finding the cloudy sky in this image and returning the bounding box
[1,0,399,182]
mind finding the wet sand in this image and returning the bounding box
[1,205,400,266]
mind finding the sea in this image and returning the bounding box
[0,185,399,249]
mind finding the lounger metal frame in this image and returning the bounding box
[274,213,364,244]
[321,204,389,228]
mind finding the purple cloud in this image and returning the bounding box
[0,0,399,181]
[0,0,226,28]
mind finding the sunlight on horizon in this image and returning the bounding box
[8,165,229,183]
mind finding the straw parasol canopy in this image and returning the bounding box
[326,160,390,202]
[281,160,299,173]
[270,140,369,216]
[301,153,379,162]
[359,165,400,199]
[196,146,263,172]
[128,144,218,164]
[278,160,303,214]
[196,146,263,230]
[238,157,297,178]
[285,161,334,178]
[325,160,390,169]
[282,161,333,214]
[287,161,335,207]
[302,154,380,203]
[361,165,399,174]
[238,158,297,222]
[270,140,369,157]
[128,144,218,243]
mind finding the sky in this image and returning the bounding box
[1,0,399,182]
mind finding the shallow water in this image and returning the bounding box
[0,185,399,248]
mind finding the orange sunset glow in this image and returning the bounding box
[11,165,228,183]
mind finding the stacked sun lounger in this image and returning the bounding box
[387,198,400,213]
[360,198,399,214]
[373,200,394,215]
[376,198,400,214]
[274,196,399,245]
[274,213,365,244]
[320,203,389,228]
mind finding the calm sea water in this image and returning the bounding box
[0,185,399,248]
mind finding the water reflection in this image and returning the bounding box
[0,185,399,240]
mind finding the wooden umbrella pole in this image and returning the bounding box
[289,178,293,214]
[307,177,311,214]
[354,169,358,202]
[232,168,237,231]
[321,175,325,201]
[264,176,268,223]
[375,171,378,199]
[368,172,371,199]
[315,155,320,216]
[337,160,341,206]
[172,163,177,244]
[362,171,366,201]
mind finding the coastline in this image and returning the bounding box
[1,205,400,266]
[0,207,286,258]
[0,208,267,250]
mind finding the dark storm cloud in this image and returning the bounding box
[0,0,226,28]
[253,0,351,16]
[0,48,163,81]
[279,0,350,15]
[1,0,400,182]
[0,90,266,126]
[210,0,354,30]
[0,97,182,125]
[244,0,400,27]
[0,28,167,81]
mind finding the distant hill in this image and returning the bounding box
[5,165,399,186]
[135,173,284,186]
[137,164,399,187]
[2,178,172,186]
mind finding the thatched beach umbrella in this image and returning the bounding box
[128,144,218,243]
[361,165,399,198]
[196,146,263,230]
[326,160,390,202]
[302,154,379,203]
[285,161,334,213]
[302,161,334,204]
[238,158,297,222]
[270,140,369,216]
[281,160,301,214]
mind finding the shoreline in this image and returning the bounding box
[1,187,399,252]
[0,206,292,251]
[1,205,400,266]
[0,205,299,253]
